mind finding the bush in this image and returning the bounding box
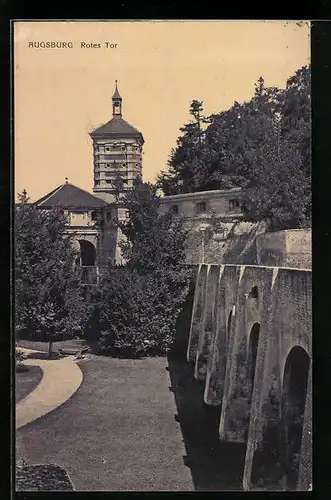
[16,348,28,372]
[89,265,192,358]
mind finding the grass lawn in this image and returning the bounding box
[15,354,193,492]
[15,351,247,492]
[16,365,43,404]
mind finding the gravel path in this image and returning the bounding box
[16,351,83,430]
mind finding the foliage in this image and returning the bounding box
[118,178,188,272]
[157,66,311,231]
[156,100,210,195]
[15,347,27,372]
[86,180,192,357]
[93,265,191,357]
[15,190,88,356]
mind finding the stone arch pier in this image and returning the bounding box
[185,263,312,491]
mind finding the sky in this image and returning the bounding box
[14,20,310,202]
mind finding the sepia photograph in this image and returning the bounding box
[14,20,311,492]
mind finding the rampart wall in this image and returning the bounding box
[186,263,312,491]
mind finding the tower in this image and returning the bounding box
[90,81,144,204]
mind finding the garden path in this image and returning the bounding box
[16,350,83,429]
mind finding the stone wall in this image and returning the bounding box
[186,263,312,491]
[256,229,311,269]
[182,219,267,265]
[160,191,311,269]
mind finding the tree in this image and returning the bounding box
[240,70,311,229]
[157,100,208,195]
[118,178,188,273]
[280,65,311,177]
[241,135,310,230]
[90,179,192,357]
[158,66,311,231]
[15,190,87,358]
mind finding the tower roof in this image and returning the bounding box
[35,182,107,209]
[112,80,122,100]
[90,115,144,142]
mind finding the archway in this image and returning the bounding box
[248,323,260,392]
[79,240,96,266]
[226,309,233,346]
[249,285,259,300]
[281,346,310,490]
[241,322,260,442]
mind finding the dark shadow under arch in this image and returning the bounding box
[248,323,260,391]
[79,239,96,266]
[227,309,233,346]
[248,285,259,300]
[243,323,260,442]
[281,346,310,490]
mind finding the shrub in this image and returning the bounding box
[15,348,28,372]
[91,265,192,358]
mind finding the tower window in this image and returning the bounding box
[107,164,110,167]
[95,181,100,186]
[122,146,126,151]
[122,163,127,167]
[196,201,206,214]
[106,147,110,152]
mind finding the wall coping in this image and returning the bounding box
[161,188,242,202]
[199,263,312,272]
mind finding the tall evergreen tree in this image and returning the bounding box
[157,100,208,195]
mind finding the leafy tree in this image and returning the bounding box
[240,69,311,229]
[15,190,87,358]
[118,178,188,273]
[280,65,311,176]
[158,66,311,231]
[241,134,311,230]
[89,179,192,357]
[110,172,126,202]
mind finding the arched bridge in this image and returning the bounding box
[186,263,312,491]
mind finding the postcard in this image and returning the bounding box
[14,20,311,492]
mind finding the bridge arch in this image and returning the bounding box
[281,345,310,490]
[248,285,259,300]
[226,309,233,346]
[243,322,260,441]
[248,323,260,392]
[79,239,96,266]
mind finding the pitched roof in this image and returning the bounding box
[90,116,144,142]
[35,183,107,209]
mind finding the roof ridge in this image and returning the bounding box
[66,183,106,202]
[35,182,108,209]
[37,184,65,206]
